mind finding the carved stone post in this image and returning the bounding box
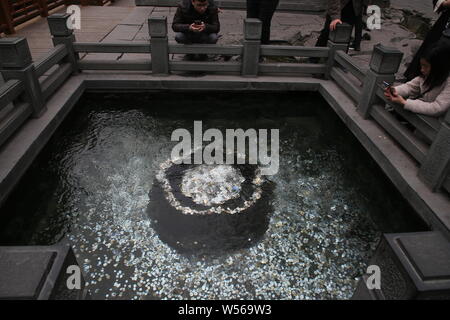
[47,13,79,74]
[0,38,45,117]
[418,111,450,191]
[357,44,403,119]
[325,23,352,79]
[241,18,262,77]
[149,16,169,75]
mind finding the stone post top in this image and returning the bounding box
[244,18,262,24]
[47,13,73,37]
[373,43,404,55]
[48,13,71,19]
[328,23,352,44]
[148,16,168,37]
[0,37,26,45]
[149,16,167,22]
[369,43,404,74]
[0,37,32,69]
[244,18,262,41]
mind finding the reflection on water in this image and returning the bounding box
[0,92,427,299]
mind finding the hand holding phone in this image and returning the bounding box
[190,20,205,32]
[382,81,396,96]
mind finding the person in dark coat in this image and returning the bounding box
[404,0,450,81]
[246,0,280,44]
[315,0,364,50]
[172,0,220,45]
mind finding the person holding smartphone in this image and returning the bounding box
[172,0,220,57]
[384,44,450,117]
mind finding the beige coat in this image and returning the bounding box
[327,0,365,20]
[395,76,450,117]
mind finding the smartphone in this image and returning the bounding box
[194,20,202,25]
[382,81,394,95]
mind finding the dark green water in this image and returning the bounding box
[0,91,427,299]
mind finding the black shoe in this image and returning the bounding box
[349,42,361,51]
[198,54,208,61]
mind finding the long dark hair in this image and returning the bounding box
[433,0,449,13]
[421,43,450,91]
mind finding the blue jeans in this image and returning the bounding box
[175,32,219,44]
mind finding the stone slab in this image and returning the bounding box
[0,241,88,300]
[388,232,450,288]
[354,231,450,299]
[0,250,55,299]
[121,7,155,25]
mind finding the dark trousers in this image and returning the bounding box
[175,32,219,44]
[316,1,362,47]
[246,0,280,44]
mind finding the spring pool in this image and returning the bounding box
[0,91,427,299]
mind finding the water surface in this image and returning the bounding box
[0,92,427,299]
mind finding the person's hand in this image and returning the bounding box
[384,87,406,105]
[189,23,201,32]
[389,94,406,105]
[383,86,397,98]
[189,22,205,32]
[330,19,342,31]
[444,0,450,8]
[196,22,206,32]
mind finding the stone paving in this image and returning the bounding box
[391,0,435,19]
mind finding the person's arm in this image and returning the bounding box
[172,6,190,33]
[328,0,343,30]
[394,76,422,98]
[403,81,450,116]
[328,0,341,21]
[204,8,220,34]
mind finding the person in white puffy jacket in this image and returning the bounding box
[384,44,450,117]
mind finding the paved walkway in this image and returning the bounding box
[9,6,134,60]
